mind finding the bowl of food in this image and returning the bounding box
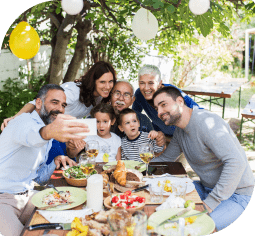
[63,165,97,187]
[104,191,146,214]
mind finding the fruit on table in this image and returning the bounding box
[185,215,197,225]
[184,200,195,210]
[67,217,89,236]
[163,180,172,192]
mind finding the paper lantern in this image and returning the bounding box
[189,0,210,15]
[61,0,84,15]
[132,8,158,41]
[9,21,40,60]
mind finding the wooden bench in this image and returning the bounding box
[239,94,255,144]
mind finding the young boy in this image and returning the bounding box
[117,108,164,161]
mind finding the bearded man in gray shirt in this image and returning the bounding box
[152,86,254,231]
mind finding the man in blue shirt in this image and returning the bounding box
[0,84,88,236]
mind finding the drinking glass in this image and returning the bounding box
[139,143,154,177]
[107,209,132,236]
[132,210,148,236]
[86,140,99,158]
[149,184,163,204]
[172,182,187,199]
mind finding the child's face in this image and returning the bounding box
[94,112,115,138]
[118,113,140,139]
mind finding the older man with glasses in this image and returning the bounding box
[67,80,166,156]
[110,80,165,147]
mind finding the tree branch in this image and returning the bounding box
[132,0,161,11]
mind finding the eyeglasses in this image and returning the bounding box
[112,91,133,100]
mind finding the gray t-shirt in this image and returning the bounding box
[153,108,254,210]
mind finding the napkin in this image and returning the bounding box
[37,208,93,223]
[156,194,185,211]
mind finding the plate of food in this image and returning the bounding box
[148,208,215,236]
[145,177,195,196]
[103,160,146,172]
[104,191,146,213]
[31,187,87,211]
[63,165,97,186]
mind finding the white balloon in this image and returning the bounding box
[189,0,210,15]
[132,8,158,41]
[61,0,84,15]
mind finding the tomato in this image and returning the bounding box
[120,194,127,200]
[126,199,134,205]
[111,196,119,203]
[125,191,132,196]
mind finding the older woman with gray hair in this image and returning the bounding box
[132,64,201,138]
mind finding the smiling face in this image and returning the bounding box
[94,112,115,138]
[154,92,182,127]
[37,89,67,125]
[93,72,114,98]
[118,113,140,140]
[110,81,135,115]
[139,74,162,101]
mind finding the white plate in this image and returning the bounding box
[145,176,195,195]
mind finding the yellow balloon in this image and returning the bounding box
[9,21,40,60]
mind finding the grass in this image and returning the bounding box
[193,86,255,110]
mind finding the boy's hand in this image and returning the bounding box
[148,130,159,140]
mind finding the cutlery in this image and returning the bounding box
[28,223,71,230]
[47,184,64,194]
[38,202,74,210]
[131,184,149,193]
[107,183,113,198]
[159,209,208,226]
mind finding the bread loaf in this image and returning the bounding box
[113,160,127,186]
[126,169,143,182]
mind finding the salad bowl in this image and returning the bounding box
[63,165,97,187]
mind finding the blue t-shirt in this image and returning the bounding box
[132,84,201,136]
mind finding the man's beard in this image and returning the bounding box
[161,105,181,126]
[163,112,181,126]
[39,104,62,125]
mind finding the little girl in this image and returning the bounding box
[84,103,121,162]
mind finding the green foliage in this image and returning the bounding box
[0,74,47,125]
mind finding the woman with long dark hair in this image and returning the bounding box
[1,61,117,164]
[1,61,117,127]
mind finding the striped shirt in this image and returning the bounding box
[121,131,164,162]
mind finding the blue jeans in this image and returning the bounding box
[193,181,251,231]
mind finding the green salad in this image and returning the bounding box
[64,165,97,179]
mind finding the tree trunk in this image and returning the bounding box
[49,14,76,85]
[63,18,92,83]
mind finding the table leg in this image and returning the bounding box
[239,116,244,142]
[222,98,226,119]
[209,96,212,111]
[253,128,255,145]
[238,87,241,118]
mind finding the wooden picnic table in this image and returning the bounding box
[182,77,247,118]
[239,94,255,143]
[21,162,208,236]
